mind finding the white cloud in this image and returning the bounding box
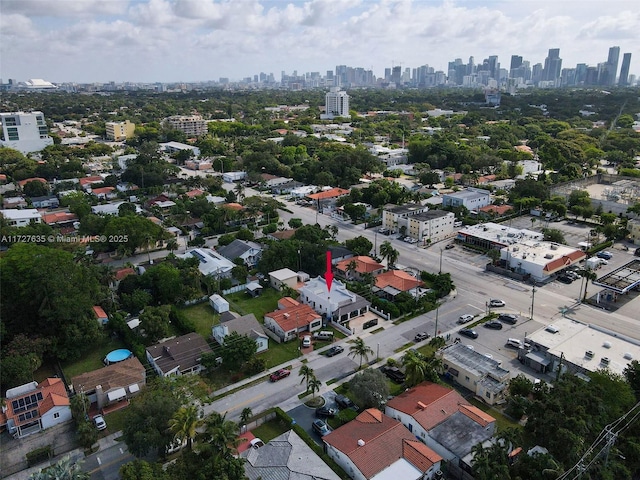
[0,0,638,83]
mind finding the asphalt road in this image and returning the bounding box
[83,443,135,480]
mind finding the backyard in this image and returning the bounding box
[62,336,130,381]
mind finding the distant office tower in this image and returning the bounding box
[0,111,54,154]
[532,63,544,84]
[619,53,632,86]
[384,68,391,81]
[607,46,620,85]
[510,55,523,70]
[488,55,499,80]
[543,48,562,82]
[467,56,475,75]
[575,64,588,85]
[321,87,350,120]
[105,120,135,141]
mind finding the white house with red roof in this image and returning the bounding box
[323,408,442,480]
[1,378,71,437]
[263,297,322,342]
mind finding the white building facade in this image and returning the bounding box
[442,188,491,211]
[0,111,54,153]
[321,87,350,119]
[408,210,455,243]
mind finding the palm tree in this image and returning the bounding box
[234,182,245,203]
[240,407,253,426]
[168,404,201,451]
[348,337,374,369]
[379,241,399,269]
[199,412,242,459]
[402,349,428,387]
[345,259,358,280]
[308,376,322,398]
[299,365,315,392]
[29,456,89,480]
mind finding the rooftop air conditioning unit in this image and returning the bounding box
[603,341,612,349]
[601,357,610,366]
[585,350,594,359]
[357,439,365,447]
[544,254,554,259]
[624,353,633,360]
[550,244,558,250]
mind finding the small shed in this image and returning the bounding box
[246,282,263,298]
[209,294,229,313]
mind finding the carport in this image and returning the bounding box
[522,351,551,373]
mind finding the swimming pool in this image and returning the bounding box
[105,349,133,365]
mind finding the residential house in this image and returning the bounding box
[212,313,268,353]
[29,195,59,209]
[381,203,427,234]
[269,268,299,290]
[267,229,297,241]
[111,267,136,289]
[243,430,340,480]
[263,297,322,342]
[298,276,370,325]
[179,248,235,278]
[328,245,354,265]
[2,196,27,209]
[442,188,491,211]
[93,306,109,325]
[41,211,78,227]
[385,382,496,478]
[478,204,513,218]
[146,333,213,377]
[0,208,42,226]
[1,378,71,438]
[335,256,385,281]
[17,177,48,189]
[306,187,350,210]
[270,179,304,195]
[217,239,263,268]
[90,187,117,200]
[438,343,510,405]
[91,201,142,216]
[373,270,426,299]
[78,176,104,190]
[70,357,146,410]
[323,408,443,480]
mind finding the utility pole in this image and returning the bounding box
[434,303,440,338]
[530,284,536,320]
[439,248,443,274]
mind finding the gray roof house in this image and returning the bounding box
[243,430,340,480]
[212,313,268,353]
[146,333,212,377]
[217,239,263,267]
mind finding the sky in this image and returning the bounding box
[1,0,639,84]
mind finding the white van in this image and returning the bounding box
[506,338,523,349]
[313,331,334,341]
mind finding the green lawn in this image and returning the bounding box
[260,340,301,369]
[226,288,280,318]
[103,407,129,436]
[179,302,220,338]
[62,337,129,380]
[251,418,290,442]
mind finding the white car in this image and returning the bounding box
[93,414,107,431]
[458,314,474,324]
[302,336,312,348]
[489,299,506,307]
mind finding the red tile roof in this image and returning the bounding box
[93,306,108,319]
[336,256,385,275]
[374,270,424,292]
[91,187,115,195]
[459,404,495,427]
[265,303,321,332]
[323,409,441,478]
[478,204,513,215]
[114,267,136,281]
[79,176,103,186]
[5,378,70,427]
[42,212,78,225]
[18,177,47,187]
[385,382,467,431]
[543,250,586,273]
[223,203,244,211]
[185,189,205,198]
[277,297,300,309]
[306,188,350,201]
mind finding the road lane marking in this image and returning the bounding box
[96,457,102,465]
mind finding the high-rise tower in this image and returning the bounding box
[543,48,562,83]
[619,53,632,86]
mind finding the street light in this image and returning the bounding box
[434,303,440,338]
[297,249,301,272]
[530,285,536,320]
[439,248,443,274]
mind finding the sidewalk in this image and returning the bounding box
[3,432,123,480]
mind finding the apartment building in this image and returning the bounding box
[163,115,208,136]
[105,120,135,141]
[0,111,54,153]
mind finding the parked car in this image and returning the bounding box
[498,313,518,325]
[457,314,474,324]
[363,318,378,329]
[489,299,505,307]
[381,366,406,383]
[93,414,107,431]
[459,328,478,339]
[414,332,430,342]
[335,394,358,410]
[250,438,265,449]
[597,251,613,260]
[312,419,332,436]
[302,336,312,348]
[269,369,291,382]
[325,345,344,357]
[564,270,580,280]
[484,320,503,330]
[445,244,455,250]
[315,406,337,418]
[597,258,609,265]
[635,247,640,257]
[557,275,574,284]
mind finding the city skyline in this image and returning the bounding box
[1,0,639,84]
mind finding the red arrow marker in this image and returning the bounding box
[324,250,334,292]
